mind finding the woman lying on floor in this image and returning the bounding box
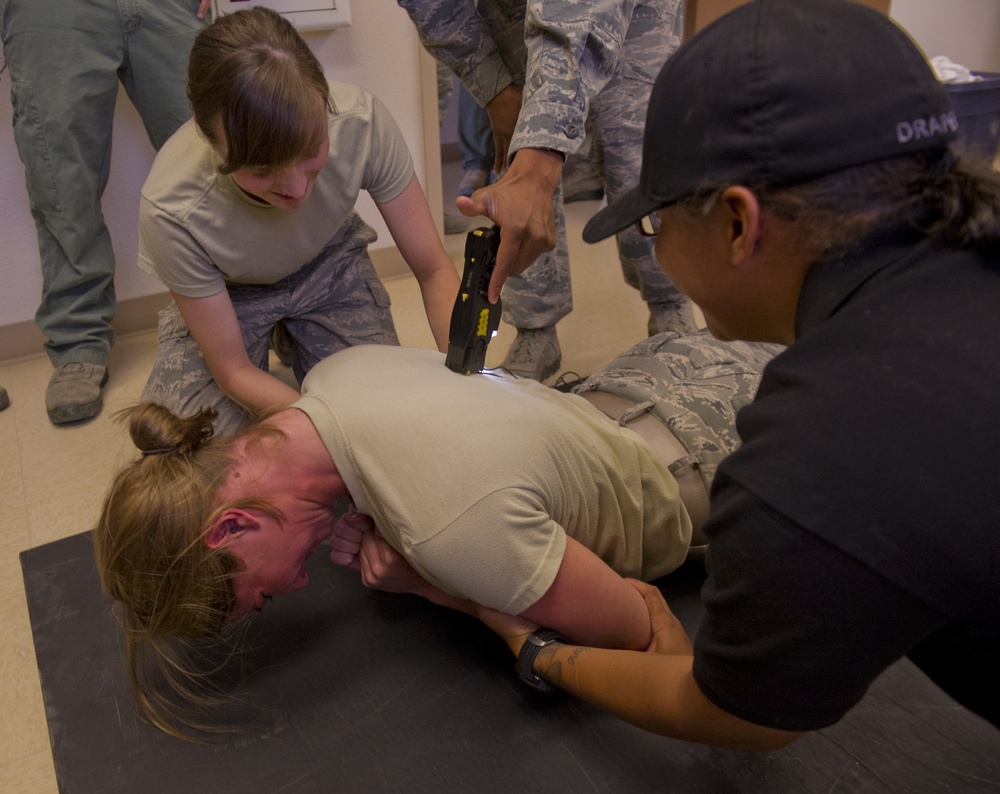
[95,330,780,737]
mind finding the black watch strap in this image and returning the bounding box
[515,629,566,694]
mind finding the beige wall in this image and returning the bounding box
[684,0,890,40]
[892,0,1000,71]
[683,0,1000,71]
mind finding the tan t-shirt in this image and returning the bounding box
[138,81,414,298]
[293,345,692,614]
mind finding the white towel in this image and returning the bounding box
[930,55,982,84]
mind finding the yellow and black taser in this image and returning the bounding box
[445,226,503,374]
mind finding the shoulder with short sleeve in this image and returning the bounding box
[326,81,413,203]
[138,120,227,297]
[406,488,567,615]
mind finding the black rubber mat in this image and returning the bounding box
[21,531,1000,793]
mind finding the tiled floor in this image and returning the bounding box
[0,156,690,791]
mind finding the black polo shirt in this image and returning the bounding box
[693,226,1000,731]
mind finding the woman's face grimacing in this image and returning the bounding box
[229,134,330,210]
[225,506,336,617]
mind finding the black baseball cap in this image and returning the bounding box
[583,0,959,243]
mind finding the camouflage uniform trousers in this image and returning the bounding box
[436,61,452,127]
[489,0,693,333]
[1,0,207,367]
[576,330,784,494]
[141,213,399,436]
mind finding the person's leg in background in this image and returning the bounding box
[435,59,452,127]
[122,0,206,150]
[475,0,570,381]
[492,0,686,380]
[0,0,203,425]
[435,62,480,235]
[2,0,122,424]
[497,183,570,381]
[590,0,696,338]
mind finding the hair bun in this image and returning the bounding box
[124,404,219,458]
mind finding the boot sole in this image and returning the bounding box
[48,397,104,425]
[46,369,108,425]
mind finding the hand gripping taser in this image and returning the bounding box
[445,226,503,374]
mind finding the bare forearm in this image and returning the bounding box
[531,643,800,751]
[534,644,694,733]
[216,363,300,414]
[172,290,301,415]
[523,579,650,651]
[475,578,799,750]
[519,536,652,651]
[505,147,563,195]
[416,266,460,353]
[413,582,480,618]
[377,174,461,352]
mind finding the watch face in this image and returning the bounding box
[521,673,557,694]
[530,629,565,647]
[515,630,566,695]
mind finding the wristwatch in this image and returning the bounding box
[515,629,567,694]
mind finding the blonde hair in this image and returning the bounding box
[187,6,332,174]
[94,403,279,739]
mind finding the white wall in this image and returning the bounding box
[0,0,429,337]
[3,0,1000,346]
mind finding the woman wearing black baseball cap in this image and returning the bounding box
[486,0,1000,749]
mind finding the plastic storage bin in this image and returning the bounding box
[945,72,1000,164]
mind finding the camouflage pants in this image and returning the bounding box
[141,213,399,435]
[0,0,206,366]
[576,330,784,493]
[497,0,692,333]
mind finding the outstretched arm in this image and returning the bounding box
[332,519,796,750]
[518,534,650,649]
[480,580,803,751]
[172,289,301,414]
[376,173,461,353]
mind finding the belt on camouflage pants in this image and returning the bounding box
[579,390,710,550]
